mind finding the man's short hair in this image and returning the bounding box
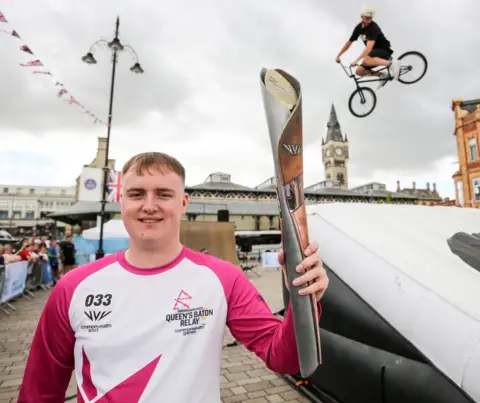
[122,152,186,184]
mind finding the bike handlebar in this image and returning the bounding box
[338,62,356,78]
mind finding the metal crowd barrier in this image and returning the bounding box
[0,259,52,315]
[0,263,10,315]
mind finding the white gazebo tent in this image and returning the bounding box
[81,219,128,240]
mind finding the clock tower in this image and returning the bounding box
[322,103,349,188]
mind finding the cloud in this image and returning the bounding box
[1,0,474,200]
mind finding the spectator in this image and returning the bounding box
[59,236,76,275]
[47,240,60,285]
[32,241,41,256]
[38,246,49,263]
[2,244,21,264]
[19,244,36,263]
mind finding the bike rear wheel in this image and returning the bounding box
[397,51,428,84]
[348,87,377,118]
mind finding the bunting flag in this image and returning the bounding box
[20,44,33,54]
[57,88,68,98]
[0,29,20,38]
[0,9,106,126]
[66,95,81,106]
[33,70,52,75]
[19,59,43,67]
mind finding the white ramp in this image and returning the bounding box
[306,203,480,401]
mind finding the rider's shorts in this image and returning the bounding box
[363,49,393,69]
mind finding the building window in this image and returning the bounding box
[469,138,478,162]
[25,211,35,219]
[473,178,480,201]
[3,188,8,194]
[29,188,35,195]
[0,210,8,219]
[457,181,464,207]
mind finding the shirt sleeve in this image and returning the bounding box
[349,24,360,42]
[17,280,75,402]
[226,271,322,375]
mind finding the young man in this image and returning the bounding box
[18,152,328,403]
[335,4,400,88]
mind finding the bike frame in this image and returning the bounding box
[340,63,392,89]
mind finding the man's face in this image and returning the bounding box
[121,165,189,249]
[361,14,372,25]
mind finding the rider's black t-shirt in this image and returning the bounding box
[349,21,392,52]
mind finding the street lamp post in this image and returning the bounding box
[82,16,144,260]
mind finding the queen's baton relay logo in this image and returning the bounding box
[84,178,97,190]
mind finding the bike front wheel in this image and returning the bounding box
[397,51,428,84]
[348,87,377,118]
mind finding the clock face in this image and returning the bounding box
[335,147,343,156]
[326,148,332,157]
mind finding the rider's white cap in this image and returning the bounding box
[361,4,376,18]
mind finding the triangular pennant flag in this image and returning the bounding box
[20,45,33,55]
[0,12,7,23]
[11,30,20,38]
[33,70,52,75]
[57,89,68,98]
[55,81,63,86]
[66,95,79,105]
[19,60,43,67]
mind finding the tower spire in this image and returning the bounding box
[326,103,344,142]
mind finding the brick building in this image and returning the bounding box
[452,98,480,207]
[395,181,442,206]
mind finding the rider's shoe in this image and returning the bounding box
[389,60,401,80]
[377,72,389,89]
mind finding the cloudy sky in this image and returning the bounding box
[1,0,478,199]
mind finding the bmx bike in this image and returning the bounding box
[340,50,428,118]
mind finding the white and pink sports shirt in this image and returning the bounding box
[18,247,322,402]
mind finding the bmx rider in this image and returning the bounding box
[335,4,400,88]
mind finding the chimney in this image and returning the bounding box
[433,183,437,192]
[396,180,400,192]
[426,182,430,191]
[412,181,416,190]
[98,136,107,151]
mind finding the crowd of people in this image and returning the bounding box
[0,234,77,286]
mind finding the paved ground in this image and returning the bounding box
[0,266,310,403]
